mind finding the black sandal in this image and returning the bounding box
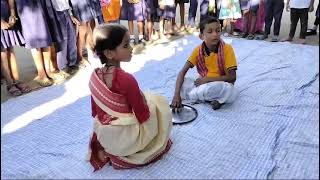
[247,34,255,40]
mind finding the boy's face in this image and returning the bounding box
[200,22,221,47]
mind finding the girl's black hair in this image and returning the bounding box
[92,23,128,65]
[199,16,221,34]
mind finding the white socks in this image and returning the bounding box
[138,34,144,40]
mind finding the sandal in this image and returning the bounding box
[78,60,90,69]
[14,81,32,93]
[7,84,22,96]
[34,77,53,87]
[247,34,255,40]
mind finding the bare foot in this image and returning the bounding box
[97,150,108,163]
[179,25,186,32]
[297,38,306,44]
[281,37,293,42]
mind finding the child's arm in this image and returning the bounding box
[194,69,236,86]
[309,0,315,12]
[171,62,193,111]
[125,75,150,124]
[8,0,17,27]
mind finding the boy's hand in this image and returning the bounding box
[286,3,290,12]
[309,5,314,12]
[171,95,182,113]
[194,77,209,87]
[71,16,80,26]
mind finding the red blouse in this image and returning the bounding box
[91,67,150,124]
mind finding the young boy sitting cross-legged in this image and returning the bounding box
[171,17,239,111]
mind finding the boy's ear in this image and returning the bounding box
[199,33,204,40]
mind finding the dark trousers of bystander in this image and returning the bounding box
[289,8,309,39]
[188,0,209,27]
[264,0,284,36]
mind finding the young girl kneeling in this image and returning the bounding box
[88,24,172,171]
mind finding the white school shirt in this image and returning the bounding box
[51,0,70,11]
[290,0,312,9]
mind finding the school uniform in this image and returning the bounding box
[69,0,101,23]
[1,0,25,51]
[15,0,63,49]
[188,0,210,27]
[264,0,284,36]
[120,0,147,21]
[51,0,77,70]
[289,0,312,39]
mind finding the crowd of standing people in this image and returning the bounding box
[1,0,319,97]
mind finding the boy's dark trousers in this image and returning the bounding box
[264,0,284,36]
[188,0,209,27]
[56,10,77,70]
[289,8,309,39]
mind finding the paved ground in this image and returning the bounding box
[1,1,319,103]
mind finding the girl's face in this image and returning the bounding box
[112,32,133,62]
[201,22,221,48]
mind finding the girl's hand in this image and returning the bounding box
[171,95,182,113]
[194,77,209,87]
[1,20,10,29]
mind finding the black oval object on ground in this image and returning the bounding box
[171,104,198,124]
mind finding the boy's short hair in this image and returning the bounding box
[199,16,221,34]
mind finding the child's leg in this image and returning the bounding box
[287,8,299,40]
[248,10,258,36]
[188,0,198,28]
[137,21,145,43]
[298,8,308,43]
[172,3,178,29]
[30,48,49,80]
[42,47,53,78]
[77,23,87,63]
[8,48,32,93]
[7,48,19,81]
[272,0,284,37]
[147,19,153,40]
[86,20,95,50]
[199,0,209,23]
[1,50,14,86]
[1,49,22,96]
[49,45,59,72]
[242,10,249,37]
[128,20,135,43]
[30,48,53,86]
[180,77,196,100]
[159,18,166,38]
[63,12,77,70]
[264,0,273,37]
[179,3,186,29]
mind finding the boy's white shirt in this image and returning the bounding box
[51,0,70,11]
[289,0,312,9]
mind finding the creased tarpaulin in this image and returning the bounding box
[1,35,319,179]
